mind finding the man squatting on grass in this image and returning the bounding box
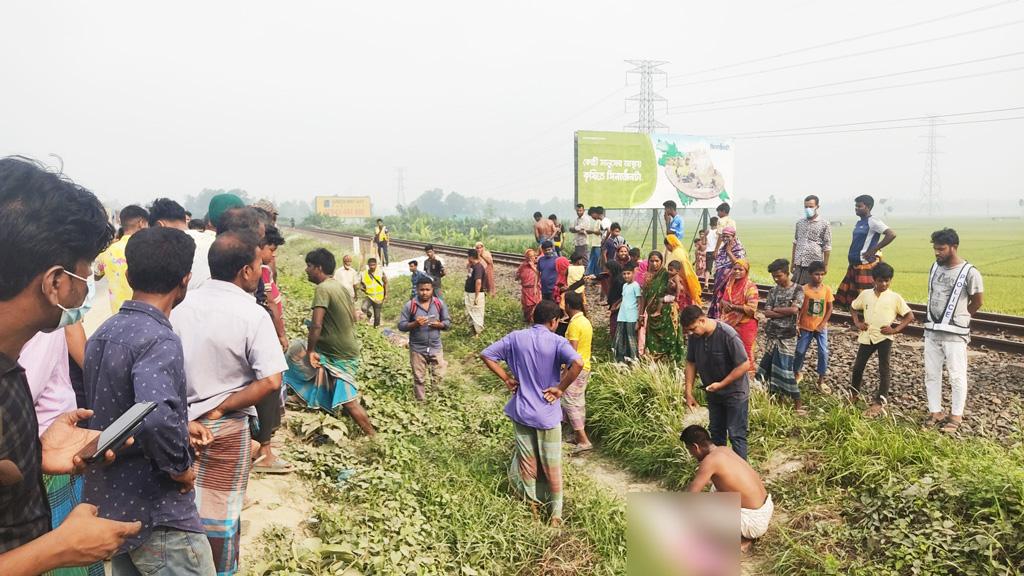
[681,425,773,552]
[480,300,583,526]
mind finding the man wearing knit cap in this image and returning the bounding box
[189,193,245,290]
[253,199,278,225]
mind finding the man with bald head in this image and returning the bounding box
[170,231,287,574]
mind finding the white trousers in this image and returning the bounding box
[924,332,968,416]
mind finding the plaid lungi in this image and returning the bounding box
[508,422,564,520]
[284,339,360,412]
[614,321,639,362]
[758,336,800,399]
[836,260,880,307]
[194,414,251,576]
[44,474,103,576]
[561,369,591,430]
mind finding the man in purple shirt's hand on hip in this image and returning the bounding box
[480,300,583,526]
[83,227,216,575]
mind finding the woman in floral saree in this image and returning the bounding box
[638,251,683,362]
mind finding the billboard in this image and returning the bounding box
[575,131,734,210]
[315,196,373,218]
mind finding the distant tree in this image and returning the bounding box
[765,195,777,215]
[752,199,759,214]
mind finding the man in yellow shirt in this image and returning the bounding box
[561,292,594,454]
[849,262,914,418]
[95,205,148,313]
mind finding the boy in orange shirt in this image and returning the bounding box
[794,261,833,392]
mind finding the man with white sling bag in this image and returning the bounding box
[922,228,983,435]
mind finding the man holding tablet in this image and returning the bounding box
[83,226,216,575]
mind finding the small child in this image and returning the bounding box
[758,258,806,414]
[694,229,708,284]
[850,262,914,418]
[704,217,719,286]
[614,263,641,362]
[567,253,587,308]
[794,261,833,393]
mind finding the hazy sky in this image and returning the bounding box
[2,0,1022,216]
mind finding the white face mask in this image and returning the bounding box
[804,207,816,219]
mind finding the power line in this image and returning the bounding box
[666,64,1024,116]
[668,50,1024,111]
[666,18,1024,89]
[669,0,1020,78]
[731,114,1024,139]
[721,105,1024,136]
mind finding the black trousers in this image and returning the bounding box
[850,339,893,403]
[252,391,283,444]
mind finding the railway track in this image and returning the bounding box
[294,227,1024,354]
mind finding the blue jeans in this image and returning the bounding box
[793,329,829,376]
[586,247,602,275]
[706,392,749,460]
[112,527,215,576]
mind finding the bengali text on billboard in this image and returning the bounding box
[315,196,373,218]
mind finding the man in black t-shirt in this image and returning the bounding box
[423,244,446,299]
[464,248,487,335]
[681,305,751,460]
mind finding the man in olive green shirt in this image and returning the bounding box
[283,248,375,435]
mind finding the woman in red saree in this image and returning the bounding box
[516,249,542,324]
[719,258,759,373]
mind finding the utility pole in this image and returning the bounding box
[625,59,669,251]
[919,117,943,217]
[396,167,406,209]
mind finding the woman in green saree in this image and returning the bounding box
[638,251,684,362]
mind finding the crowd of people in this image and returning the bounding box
[0,151,987,572]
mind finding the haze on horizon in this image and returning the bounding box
[2,0,1022,218]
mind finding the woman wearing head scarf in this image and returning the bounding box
[516,249,542,324]
[553,254,571,306]
[719,259,759,374]
[664,234,704,309]
[475,241,497,297]
[638,251,684,362]
[605,259,625,343]
[708,226,747,318]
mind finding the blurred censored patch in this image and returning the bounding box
[628,492,740,576]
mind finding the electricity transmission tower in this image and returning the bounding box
[625,59,669,134]
[919,117,943,217]
[396,167,406,208]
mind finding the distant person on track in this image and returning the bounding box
[791,195,832,285]
[480,300,584,526]
[682,305,751,460]
[83,226,217,575]
[374,218,390,266]
[708,226,746,319]
[95,204,149,313]
[794,261,833,393]
[398,276,451,401]
[333,253,359,300]
[922,228,983,434]
[757,259,806,415]
[849,262,914,418]
[475,241,497,297]
[423,244,446,299]
[681,425,773,552]
[718,258,759,376]
[285,248,376,436]
[533,211,555,245]
[170,231,288,574]
[516,249,542,324]
[465,248,487,335]
[836,195,896,309]
[359,257,387,328]
[0,156,145,575]
[561,292,594,454]
[570,203,591,266]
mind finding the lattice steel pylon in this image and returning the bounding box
[625,59,669,134]
[396,167,406,208]
[919,117,943,217]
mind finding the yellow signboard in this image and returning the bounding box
[315,196,373,218]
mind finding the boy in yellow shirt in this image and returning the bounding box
[850,262,914,418]
[95,205,148,312]
[561,292,593,454]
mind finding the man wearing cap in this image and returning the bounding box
[189,193,245,290]
[253,199,279,225]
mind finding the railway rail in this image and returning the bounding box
[294,227,1024,354]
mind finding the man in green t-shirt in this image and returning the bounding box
[282,247,375,436]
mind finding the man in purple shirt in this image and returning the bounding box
[480,300,583,526]
[536,240,558,300]
[83,227,215,574]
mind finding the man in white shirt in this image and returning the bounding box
[333,254,359,299]
[148,198,217,292]
[170,231,287,574]
[569,203,591,265]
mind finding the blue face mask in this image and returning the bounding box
[54,269,96,329]
[804,207,816,219]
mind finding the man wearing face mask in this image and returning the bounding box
[791,195,832,285]
[170,231,287,575]
[0,156,143,575]
[83,227,217,574]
